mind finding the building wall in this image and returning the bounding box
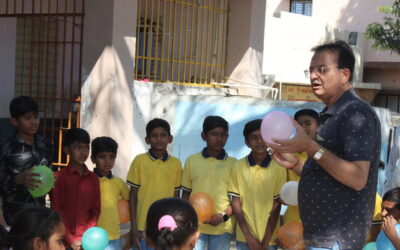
[0,18,16,117]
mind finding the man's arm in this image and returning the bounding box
[270,121,370,191]
[232,196,262,250]
[261,199,281,248]
[129,187,142,250]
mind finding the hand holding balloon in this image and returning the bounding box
[15,168,42,190]
[280,181,299,206]
[27,165,55,198]
[189,192,214,223]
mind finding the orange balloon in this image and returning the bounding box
[118,199,130,223]
[189,192,214,222]
[277,221,305,250]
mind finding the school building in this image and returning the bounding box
[0,0,398,177]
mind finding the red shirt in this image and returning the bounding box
[50,164,100,245]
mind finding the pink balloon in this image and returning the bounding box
[261,111,296,144]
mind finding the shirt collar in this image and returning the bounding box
[246,153,271,168]
[93,168,113,179]
[15,133,44,146]
[66,163,91,176]
[201,147,228,160]
[320,89,355,116]
[147,150,170,162]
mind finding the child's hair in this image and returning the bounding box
[243,119,262,142]
[202,116,228,134]
[294,109,320,125]
[146,198,198,250]
[91,136,118,158]
[146,118,171,137]
[63,127,90,147]
[383,187,400,210]
[9,95,39,118]
[8,206,62,250]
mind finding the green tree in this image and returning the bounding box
[365,0,400,54]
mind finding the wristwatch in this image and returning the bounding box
[312,147,325,161]
[221,212,229,222]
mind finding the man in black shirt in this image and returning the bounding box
[0,96,52,225]
[270,41,381,249]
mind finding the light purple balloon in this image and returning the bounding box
[261,111,296,144]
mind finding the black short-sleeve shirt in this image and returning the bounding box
[299,89,381,249]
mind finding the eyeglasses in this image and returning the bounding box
[304,66,340,78]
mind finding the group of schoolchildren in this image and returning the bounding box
[1,95,400,250]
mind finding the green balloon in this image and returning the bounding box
[28,165,55,198]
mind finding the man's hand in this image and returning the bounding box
[270,150,299,169]
[14,168,41,189]
[70,241,82,250]
[268,120,315,154]
[204,213,223,226]
[130,230,143,250]
[382,215,398,242]
[245,235,263,250]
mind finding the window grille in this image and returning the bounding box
[290,0,312,16]
[135,0,229,85]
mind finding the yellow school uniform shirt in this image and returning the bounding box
[228,154,287,244]
[95,170,130,240]
[283,152,308,224]
[126,151,182,231]
[181,148,236,235]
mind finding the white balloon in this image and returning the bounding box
[280,181,299,206]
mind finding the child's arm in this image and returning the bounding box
[129,187,142,249]
[232,196,262,250]
[261,199,281,248]
[382,215,400,249]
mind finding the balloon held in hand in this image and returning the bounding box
[27,165,55,198]
[82,227,109,250]
[280,181,299,206]
[261,111,296,144]
[189,192,214,223]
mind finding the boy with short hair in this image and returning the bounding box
[0,95,52,225]
[181,115,236,250]
[92,136,129,250]
[127,118,182,249]
[51,128,100,249]
[228,119,287,250]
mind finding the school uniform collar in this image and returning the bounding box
[66,163,92,176]
[201,147,228,160]
[93,168,113,179]
[246,153,271,168]
[147,150,170,162]
[15,133,46,147]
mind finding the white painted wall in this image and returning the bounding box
[0,18,16,117]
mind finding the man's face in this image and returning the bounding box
[308,50,350,105]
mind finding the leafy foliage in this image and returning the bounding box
[365,0,400,54]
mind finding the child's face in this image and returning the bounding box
[34,222,65,250]
[381,200,400,221]
[11,112,40,137]
[296,115,318,139]
[46,222,65,250]
[145,127,173,152]
[63,143,90,166]
[92,152,116,176]
[202,127,228,152]
[245,130,267,154]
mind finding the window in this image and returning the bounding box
[134,0,229,85]
[290,0,312,16]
